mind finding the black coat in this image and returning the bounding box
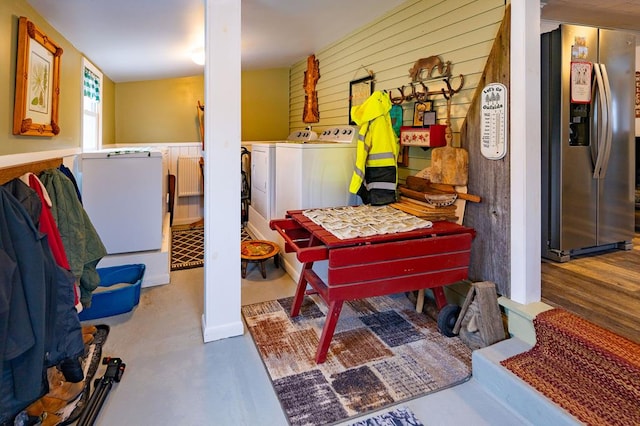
[0,181,84,423]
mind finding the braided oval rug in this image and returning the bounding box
[501,308,640,425]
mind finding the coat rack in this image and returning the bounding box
[387,74,464,105]
[385,55,465,105]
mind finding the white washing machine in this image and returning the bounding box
[275,126,359,281]
[245,130,317,241]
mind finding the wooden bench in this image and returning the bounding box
[271,210,475,363]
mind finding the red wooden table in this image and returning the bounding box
[270,210,475,363]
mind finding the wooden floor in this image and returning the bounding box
[541,233,640,344]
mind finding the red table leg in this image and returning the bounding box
[290,262,313,317]
[290,233,320,317]
[315,299,344,364]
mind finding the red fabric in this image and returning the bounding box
[28,174,70,269]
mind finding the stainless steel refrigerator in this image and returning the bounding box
[541,24,636,262]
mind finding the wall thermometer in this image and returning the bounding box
[480,82,508,160]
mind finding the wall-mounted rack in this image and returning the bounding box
[387,74,465,105]
[385,55,465,105]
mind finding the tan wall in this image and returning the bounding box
[115,68,289,145]
[115,76,204,144]
[289,0,505,179]
[0,0,115,155]
[241,68,290,141]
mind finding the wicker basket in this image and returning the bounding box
[424,193,457,207]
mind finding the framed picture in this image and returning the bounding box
[413,101,432,126]
[422,111,437,126]
[13,17,63,137]
[349,75,374,125]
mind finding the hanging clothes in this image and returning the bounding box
[349,90,399,205]
[57,163,82,204]
[0,181,85,423]
[39,169,107,307]
[22,173,81,311]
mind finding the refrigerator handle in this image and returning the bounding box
[589,67,599,171]
[591,63,608,179]
[597,63,614,179]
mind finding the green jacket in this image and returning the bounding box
[40,168,107,307]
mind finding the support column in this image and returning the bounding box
[509,0,542,304]
[202,0,243,342]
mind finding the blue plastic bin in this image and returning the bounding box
[79,264,146,321]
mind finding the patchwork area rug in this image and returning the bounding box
[348,406,423,426]
[242,293,472,426]
[171,226,253,270]
[501,308,640,425]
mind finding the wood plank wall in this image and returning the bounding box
[288,0,506,179]
[460,6,510,296]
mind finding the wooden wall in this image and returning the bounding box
[460,6,511,296]
[287,0,506,179]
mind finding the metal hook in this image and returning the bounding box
[389,86,405,105]
[402,85,414,102]
[414,81,429,102]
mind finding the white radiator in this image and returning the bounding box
[177,156,203,196]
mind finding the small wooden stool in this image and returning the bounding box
[241,240,280,279]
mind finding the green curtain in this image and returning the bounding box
[83,67,100,101]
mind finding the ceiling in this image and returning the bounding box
[25,0,640,83]
[25,0,406,83]
[541,0,640,32]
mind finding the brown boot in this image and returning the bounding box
[83,333,95,345]
[46,379,84,402]
[41,412,61,426]
[46,367,84,402]
[82,325,98,335]
[40,396,68,413]
[25,399,45,418]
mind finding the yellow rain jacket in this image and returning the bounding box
[349,91,399,205]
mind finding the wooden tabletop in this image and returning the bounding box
[241,240,279,260]
[284,209,475,249]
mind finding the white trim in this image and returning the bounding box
[0,148,81,167]
[201,316,244,342]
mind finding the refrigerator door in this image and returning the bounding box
[542,25,635,261]
[596,28,635,246]
[556,25,599,254]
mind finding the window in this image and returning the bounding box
[82,58,102,150]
